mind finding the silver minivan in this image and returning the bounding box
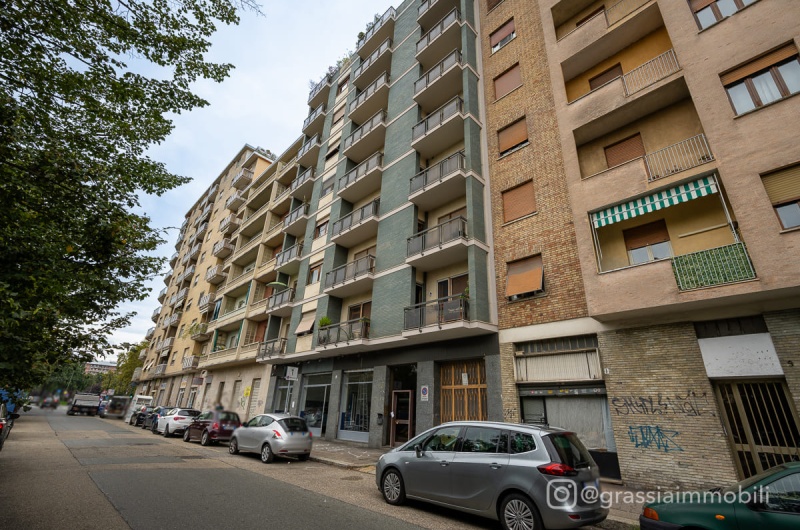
[375,421,607,530]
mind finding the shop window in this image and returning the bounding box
[761,163,800,229]
[490,18,515,53]
[502,180,536,222]
[623,219,672,265]
[494,63,522,100]
[722,43,800,115]
[497,117,528,156]
[690,0,759,30]
[506,255,543,300]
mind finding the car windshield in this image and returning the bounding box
[218,412,239,422]
[279,418,308,432]
[544,432,593,469]
[179,409,199,416]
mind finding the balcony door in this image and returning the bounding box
[437,274,467,323]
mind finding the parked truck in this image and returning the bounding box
[99,395,131,419]
[66,393,100,416]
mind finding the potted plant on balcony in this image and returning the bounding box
[317,316,332,345]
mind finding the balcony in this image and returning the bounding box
[256,338,288,362]
[402,295,486,343]
[160,337,175,352]
[154,363,167,376]
[181,218,189,231]
[198,291,216,313]
[324,255,375,298]
[187,243,201,262]
[297,135,321,169]
[151,308,161,322]
[163,271,173,285]
[409,150,466,210]
[270,183,292,215]
[418,0,454,29]
[145,327,155,340]
[308,73,333,108]
[181,356,200,370]
[622,49,680,96]
[157,287,167,303]
[406,216,468,271]
[349,72,390,124]
[275,243,303,275]
[266,289,295,318]
[302,104,327,137]
[180,265,196,284]
[352,38,392,90]
[330,199,380,247]
[190,323,211,342]
[169,252,179,267]
[414,49,464,113]
[169,292,178,307]
[416,8,461,70]
[290,167,316,200]
[195,204,211,225]
[164,313,181,329]
[205,265,228,285]
[283,203,310,237]
[181,251,190,266]
[644,134,714,183]
[226,190,246,211]
[219,214,240,235]
[356,6,396,59]
[138,349,147,361]
[174,287,188,306]
[213,238,234,258]
[411,96,465,159]
[317,318,370,350]
[131,367,142,382]
[343,110,386,164]
[339,152,383,203]
[232,168,253,190]
[196,222,208,238]
[207,184,218,200]
[672,243,756,291]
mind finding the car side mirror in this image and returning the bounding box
[415,444,423,458]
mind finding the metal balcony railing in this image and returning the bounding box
[198,292,216,312]
[256,338,287,361]
[416,8,460,54]
[298,135,320,158]
[605,0,649,26]
[181,356,200,370]
[412,96,463,140]
[284,203,309,227]
[226,191,246,210]
[325,255,376,289]
[672,242,755,291]
[131,367,142,381]
[267,288,295,310]
[151,308,161,321]
[276,244,303,267]
[145,327,155,339]
[404,295,469,329]
[414,49,462,94]
[407,216,467,257]
[303,104,326,130]
[353,39,392,80]
[232,168,253,189]
[410,150,465,194]
[623,49,680,96]
[344,111,386,151]
[308,72,334,104]
[644,134,714,182]
[350,73,389,114]
[318,318,370,345]
[219,214,240,233]
[213,238,234,256]
[356,7,396,51]
[331,199,380,237]
[291,167,315,192]
[154,364,167,376]
[340,152,382,191]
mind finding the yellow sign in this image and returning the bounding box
[244,386,251,397]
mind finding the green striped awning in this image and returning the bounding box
[592,176,718,228]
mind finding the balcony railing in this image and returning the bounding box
[645,134,714,183]
[672,242,755,291]
[353,38,392,80]
[232,168,253,189]
[355,7,396,51]
[298,135,320,159]
[410,150,465,194]
[407,216,467,257]
[284,203,309,227]
[623,49,680,96]
[308,72,333,104]
[213,238,234,258]
[181,356,200,370]
[198,292,216,313]
[131,367,142,382]
[331,199,380,237]
[404,295,469,329]
[219,214,240,233]
[350,72,389,114]
[318,318,370,345]
[158,287,167,302]
[303,104,326,130]
[276,243,303,267]
[325,254,376,289]
[154,363,167,376]
[605,0,649,26]
[291,167,315,192]
[416,8,460,55]
[190,323,210,341]
[256,338,288,362]
[151,308,161,322]
[340,152,382,192]
[414,49,462,94]
[226,190,246,211]
[412,96,463,140]
[267,288,295,310]
[344,111,386,151]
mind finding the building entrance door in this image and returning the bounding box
[440,360,487,423]
[391,390,414,447]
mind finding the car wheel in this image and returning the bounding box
[183,429,191,442]
[163,425,170,437]
[381,469,406,505]
[297,454,310,462]
[151,422,158,434]
[229,438,239,455]
[500,493,542,530]
[201,431,211,446]
[260,443,274,463]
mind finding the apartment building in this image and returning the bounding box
[481,0,800,489]
[134,145,275,419]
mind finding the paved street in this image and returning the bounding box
[0,409,627,530]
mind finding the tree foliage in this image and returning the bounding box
[0,0,258,390]
[105,342,146,396]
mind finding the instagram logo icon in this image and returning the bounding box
[547,479,579,509]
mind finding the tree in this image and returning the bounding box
[0,0,259,391]
[106,342,146,396]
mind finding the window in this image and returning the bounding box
[764,473,800,514]
[502,181,536,222]
[200,251,206,263]
[336,76,350,96]
[460,426,506,453]
[589,63,623,90]
[604,133,645,168]
[494,63,522,100]
[510,431,537,454]
[423,426,462,451]
[332,105,346,125]
[325,145,339,161]
[308,263,322,284]
[497,117,528,156]
[506,255,544,300]
[185,299,192,311]
[722,44,800,115]
[623,219,672,265]
[314,219,329,239]
[295,311,315,336]
[490,18,515,53]
[321,177,335,197]
[761,163,800,229]
[690,0,759,30]
[348,301,372,321]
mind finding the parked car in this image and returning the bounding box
[129,405,153,426]
[640,462,800,530]
[40,397,58,409]
[183,410,240,446]
[229,413,312,463]
[0,402,20,452]
[66,393,100,416]
[142,406,172,432]
[155,408,200,437]
[100,396,130,419]
[123,394,154,424]
[375,421,607,530]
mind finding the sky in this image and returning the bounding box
[110,0,396,357]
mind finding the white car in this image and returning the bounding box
[155,408,200,437]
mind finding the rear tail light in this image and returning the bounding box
[173,416,185,421]
[537,463,578,477]
[211,422,219,430]
[308,431,312,439]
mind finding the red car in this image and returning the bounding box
[183,410,240,446]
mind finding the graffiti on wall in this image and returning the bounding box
[628,425,684,453]
[611,390,709,417]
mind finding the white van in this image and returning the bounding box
[123,395,154,423]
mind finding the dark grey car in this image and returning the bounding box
[375,421,608,530]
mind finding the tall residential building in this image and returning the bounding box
[481,0,800,490]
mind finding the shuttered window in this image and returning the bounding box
[722,44,800,115]
[494,64,522,99]
[295,312,316,335]
[623,220,670,250]
[502,181,536,222]
[498,118,528,155]
[506,255,544,298]
[490,19,515,53]
[589,63,623,90]
[332,105,346,124]
[488,0,503,11]
[604,133,645,168]
[762,164,800,229]
[691,0,760,30]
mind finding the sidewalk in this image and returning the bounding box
[309,439,642,528]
